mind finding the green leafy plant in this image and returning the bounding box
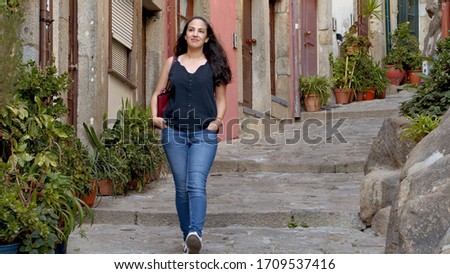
[329,53,358,90]
[361,0,382,22]
[0,60,94,253]
[103,99,166,192]
[401,115,442,143]
[384,22,423,71]
[400,37,450,118]
[298,75,332,106]
[288,216,298,229]
[354,55,390,97]
[83,122,130,196]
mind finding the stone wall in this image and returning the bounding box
[361,110,450,254]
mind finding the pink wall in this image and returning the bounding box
[210,0,239,141]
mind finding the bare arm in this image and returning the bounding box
[151,56,175,128]
[207,84,227,132]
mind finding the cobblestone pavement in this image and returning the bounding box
[68,91,414,254]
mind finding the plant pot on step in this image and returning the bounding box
[146,163,163,183]
[97,179,113,196]
[385,65,404,86]
[303,94,321,112]
[407,69,422,84]
[356,92,364,101]
[81,180,98,207]
[377,89,386,99]
[363,88,375,100]
[333,88,352,104]
[0,242,21,254]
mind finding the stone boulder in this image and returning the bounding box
[371,206,391,237]
[360,116,416,229]
[360,170,400,226]
[400,110,450,180]
[385,110,450,253]
[364,116,416,175]
[439,228,450,254]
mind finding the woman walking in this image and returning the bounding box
[151,16,232,254]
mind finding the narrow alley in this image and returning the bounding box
[67,90,413,254]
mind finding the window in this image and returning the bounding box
[110,0,134,82]
[399,0,418,37]
[177,0,193,36]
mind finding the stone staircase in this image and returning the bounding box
[67,92,414,254]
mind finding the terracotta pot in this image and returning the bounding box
[364,88,375,100]
[377,90,386,99]
[348,91,354,103]
[146,163,163,183]
[97,179,113,196]
[303,94,321,112]
[385,65,404,86]
[356,92,364,101]
[408,70,422,84]
[333,88,351,104]
[81,180,98,207]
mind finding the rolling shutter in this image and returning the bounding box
[112,0,133,49]
[111,38,129,78]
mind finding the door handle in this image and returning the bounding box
[304,42,314,47]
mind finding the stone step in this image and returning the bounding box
[68,224,385,254]
[212,117,388,174]
[90,172,365,229]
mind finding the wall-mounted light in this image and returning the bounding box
[332,17,337,32]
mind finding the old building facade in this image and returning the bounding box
[18,0,444,141]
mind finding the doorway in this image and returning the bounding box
[300,0,318,76]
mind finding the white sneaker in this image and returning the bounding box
[182,242,188,254]
[186,231,202,254]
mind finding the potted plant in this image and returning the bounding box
[101,99,166,192]
[298,75,332,112]
[0,61,94,253]
[329,53,357,104]
[354,53,390,100]
[83,122,130,196]
[383,22,422,85]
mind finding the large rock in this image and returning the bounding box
[364,117,416,175]
[372,206,391,237]
[360,170,401,226]
[386,155,450,253]
[439,228,450,254]
[400,111,450,180]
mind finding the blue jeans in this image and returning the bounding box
[161,127,218,240]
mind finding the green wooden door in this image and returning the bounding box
[398,0,419,37]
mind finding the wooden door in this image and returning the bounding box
[242,0,253,108]
[300,0,317,76]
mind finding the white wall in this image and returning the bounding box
[331,0,355,56]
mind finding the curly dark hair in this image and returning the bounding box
[174,16,232,86]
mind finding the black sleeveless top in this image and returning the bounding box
[163,58,217,131]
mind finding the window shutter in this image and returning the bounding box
[111,39,129,78]
[112,0,133,49]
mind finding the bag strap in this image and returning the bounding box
[164,56,177,90]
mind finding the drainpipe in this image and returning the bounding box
[385,0,391,53]
[443,0,450,39]
[291,0,301,118]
